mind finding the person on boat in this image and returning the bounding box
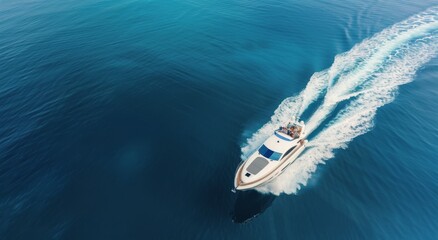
[289,126,295,137]
[293,127,301,138]
[293,131,299,139]
[279,126,287,134]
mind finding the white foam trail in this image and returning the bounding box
[305,11,438,135]
[240,7,438,195]
[240,71,328,158]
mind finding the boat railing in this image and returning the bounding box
[234,160,245,176]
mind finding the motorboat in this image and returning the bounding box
[234,117,308,191]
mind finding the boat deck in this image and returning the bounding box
[235,140,305,189]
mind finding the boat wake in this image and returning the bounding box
[241,7,438,195]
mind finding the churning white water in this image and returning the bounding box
[241,7,438,195]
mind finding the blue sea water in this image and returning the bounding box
[1,0,438,239]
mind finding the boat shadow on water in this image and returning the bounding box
[231,190,277,223]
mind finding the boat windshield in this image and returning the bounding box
[258,144,282,161]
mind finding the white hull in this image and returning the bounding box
[234,139,308,191]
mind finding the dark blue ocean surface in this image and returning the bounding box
[1,0,438,239]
